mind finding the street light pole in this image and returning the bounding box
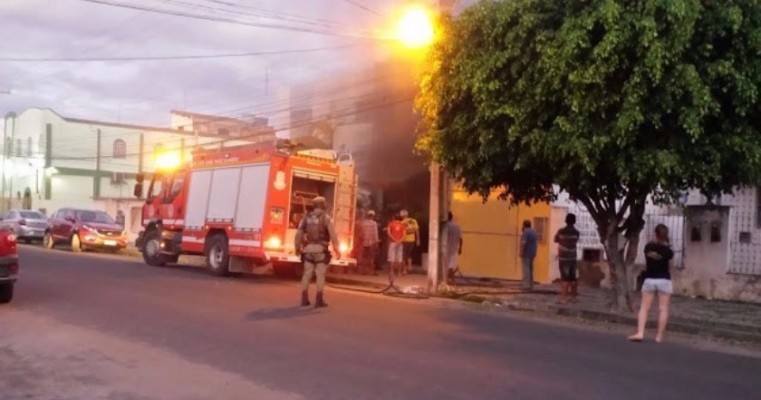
[2,112,16,213]
[393,0,455,292]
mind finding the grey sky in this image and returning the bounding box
[0,0,435,126]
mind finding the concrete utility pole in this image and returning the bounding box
[426,0,459,293]
[427,162,454,292]
[427,163,441,291]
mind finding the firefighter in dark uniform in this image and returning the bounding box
[295,196,340,308]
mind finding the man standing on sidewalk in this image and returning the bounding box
[358,210,380,275]
[554,213,581,304]
[400,209,419,275]
[387,214,406,278]
[446,212,463,286]
[520,220,538,291]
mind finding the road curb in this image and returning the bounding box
[324,275,761,345]
[541,305,761,345]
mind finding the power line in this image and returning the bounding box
[154,0,332,29]
[45,95,415,161]
[2,64,415,157]
[3,65,415,157]
[343,0,382,17]
[77,0,378,39]
[77,10,150,56]
[0,45,355,62]
[65,65,412,139]
[47,88,406,155]
[176,0,346,30]
[202,0,343,27]
[11,84,410,157]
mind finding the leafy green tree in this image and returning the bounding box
[416,0,761,311]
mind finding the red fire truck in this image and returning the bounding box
[133,140,357,276]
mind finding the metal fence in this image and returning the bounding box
[643,213,686,268]
[566,202,686,267]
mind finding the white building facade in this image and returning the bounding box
[550,188,760,303]
[0,108,263,236]
[675,188,761,302]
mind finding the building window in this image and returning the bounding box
[38,132,45,154]
[26,137,33,156]
[533,217,548,243]
[113,139,127,159]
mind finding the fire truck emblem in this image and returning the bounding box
[273,171,286,191]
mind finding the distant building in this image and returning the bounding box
[451,184,761,303]
[170,110,276,141]
[0,108,270,237]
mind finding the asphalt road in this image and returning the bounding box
[3,245,761,400]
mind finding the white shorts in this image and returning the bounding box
[642,278,673,294]
[447,253,458,271]
[388,242,403,263]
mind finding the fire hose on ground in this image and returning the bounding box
[326,267,558,300]
[326,267,431,300]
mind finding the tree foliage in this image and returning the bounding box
[416,0,761,309]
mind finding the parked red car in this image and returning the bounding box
[44,208,127,252]
[0,228,18,303]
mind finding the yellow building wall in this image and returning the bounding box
[451,187,553,283]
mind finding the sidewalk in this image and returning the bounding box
[326,270,761,345]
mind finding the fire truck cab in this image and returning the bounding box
[134,140,357,276]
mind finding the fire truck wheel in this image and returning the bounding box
[142,229,168,267]
[205,234,230,276]
[71,234,83,253]
[0,284,13,304]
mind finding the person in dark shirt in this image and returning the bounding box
[629,224,674,343]
[554,213,580,303]
[520,220,538,291]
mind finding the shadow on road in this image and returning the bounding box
[245,307,319,322]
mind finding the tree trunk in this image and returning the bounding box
[605,198,646,314]
[603,233,632,313]
[578,191,647,314]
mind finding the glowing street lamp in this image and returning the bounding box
[394,5,436,49]
[155,151,181,170]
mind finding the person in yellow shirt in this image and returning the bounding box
[399,209,420,275]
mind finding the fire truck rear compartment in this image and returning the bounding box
[287,176,336,228]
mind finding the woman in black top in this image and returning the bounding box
[628,224,674,343]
